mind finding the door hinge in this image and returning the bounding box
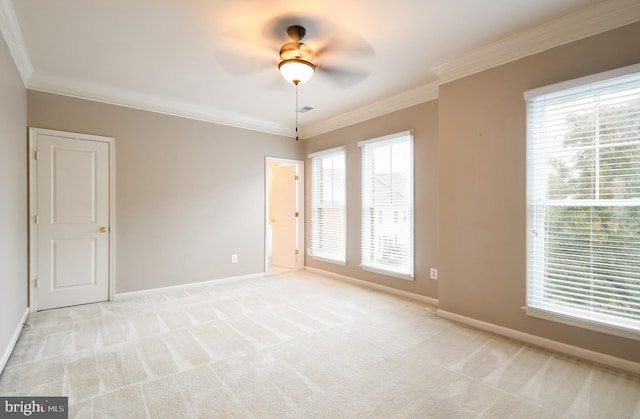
[34,215,39,224]
[34,150,39,160]
[34,278,39,288]
[295,212,299,217]
[295,249,299,255]
[295,175,299,180]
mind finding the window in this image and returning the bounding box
[309,147,346,264]
[525,64,640,339]
[360,131,414,279]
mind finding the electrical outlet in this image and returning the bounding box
[430,268,438,280]
[231,254,238,263]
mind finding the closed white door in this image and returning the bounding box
[34,131,111,310]
[271,165,297,269]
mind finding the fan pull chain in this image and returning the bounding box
[295,83,299,141]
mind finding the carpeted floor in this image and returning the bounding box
[1,270,639,418]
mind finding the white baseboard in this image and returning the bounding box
[304,266,439,306]
[437,309,640,375]
[115,272,265,300]
[0,307,29,374]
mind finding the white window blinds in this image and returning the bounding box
[309,147,346,264]
[359,131,414,279]
[525,64,640,339]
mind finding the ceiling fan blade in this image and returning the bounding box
[319,65,372,89]
[214,24,280,76]
[313,26,375,88]
[315,34,375,62]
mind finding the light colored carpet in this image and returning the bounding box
[1,271,639,418]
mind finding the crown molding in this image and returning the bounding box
[301,82,438,139]
[4,0,640,137]
[0,0,33,85]
[432,0,640,85]
[28,71,293,137]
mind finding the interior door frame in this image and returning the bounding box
[28,127,116,312]
[265,157,304,275]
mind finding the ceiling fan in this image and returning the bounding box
[215,15,375,89]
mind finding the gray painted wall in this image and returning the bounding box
[28,92,303,293]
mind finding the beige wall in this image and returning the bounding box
[0,34,28,368]
[439,22,640,363]
[304,100,440,299]
[304,22,640,364]
[28,91,302,293]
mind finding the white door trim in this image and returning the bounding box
[28,127,116,312]
[265,157,304,275]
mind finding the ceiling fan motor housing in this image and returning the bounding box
[279,41,315,63]
[278,24,317,85]
[287,25,306,42]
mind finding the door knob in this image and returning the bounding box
[100,226,109,233]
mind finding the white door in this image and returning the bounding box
[33,131,111,310]
[270,165,297,269]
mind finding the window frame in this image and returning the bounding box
[525,63,640,340]
[359,130,415,280]
[308,146,347,265]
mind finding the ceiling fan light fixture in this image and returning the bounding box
[278,58,316,85]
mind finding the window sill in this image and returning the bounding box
[360,264,415,281]
[310,255,346,266]
[524,306,640,342]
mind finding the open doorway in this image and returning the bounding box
[265,157,304,276]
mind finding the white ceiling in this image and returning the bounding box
[2,0,639,138]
